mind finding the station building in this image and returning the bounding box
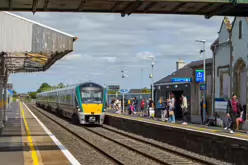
[211,16,248,128]
[154,58,213,123]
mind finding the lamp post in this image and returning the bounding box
[121,70,128,113]
[104,81,108,109]
[146,56,155,101]
[141,68,143,88]
[196,39,206,124]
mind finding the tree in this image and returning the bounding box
[28,92,37,99]
[57,82,64,88]
[142,87,151,94]
[108,90,120,94]
[37,83,51,93]
[13,90,18,97]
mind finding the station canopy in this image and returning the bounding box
[0,11,77,73]
[0,0,248,18]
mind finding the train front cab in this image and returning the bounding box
[76,83,106,125]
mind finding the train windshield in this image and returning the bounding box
[81,87,103,104]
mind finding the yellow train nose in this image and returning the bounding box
[82,104,103,114]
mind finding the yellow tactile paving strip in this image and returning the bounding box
[20,102,71,165]
[106,112,248,141]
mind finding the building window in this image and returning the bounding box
[239,20,242,39]
[220,72,230,98]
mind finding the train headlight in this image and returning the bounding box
[76,106,80,112]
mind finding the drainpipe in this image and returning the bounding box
[229,31,233,98]
[212,48,215,117]
[211,42,218,117]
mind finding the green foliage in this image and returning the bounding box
[108,90,120,94]
[142,87,151,94]
[28,92,37,99]
[57,82,65,88]
[13,90,18,97]
[26,82,66,99]
[37,83,51,93]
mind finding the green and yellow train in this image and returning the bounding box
[36,82,107,125]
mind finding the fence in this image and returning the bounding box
[107,93,151,111]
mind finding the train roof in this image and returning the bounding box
[36,82,104,95]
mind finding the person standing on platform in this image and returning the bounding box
[181,94,188,125]
[162,98,169,121]
[200,96,207,125]
[146,98,150,116]
[168,94,176,123]
[133,97,138,114]
[156,97,164,121]
[225,94,242,134]
[140,99,145,117]
[148,97,155,118]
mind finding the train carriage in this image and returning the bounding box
[36,82,106,125]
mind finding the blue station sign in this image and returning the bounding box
[171,78,192,82]
[120,89,129,93]
[195,70,204,82]
[200,84,206,90]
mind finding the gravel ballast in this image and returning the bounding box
[28,103,231,165]
[28,104,162,165]
[28,105,116,165]
[102,125,232,165]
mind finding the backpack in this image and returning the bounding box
[128,99,131,105]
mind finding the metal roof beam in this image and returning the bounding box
[8,0,12,10]
[44,0,49,11]
[170,3,186,12]
[121,1,142,17]
[32,0,38,14]
[143,2,156,13]
[111,2,122,12]
[195,3,213,13]
[78,1,86,11]
[205,4,238,19]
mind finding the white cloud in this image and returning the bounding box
[136,51,155,60]
[62,53,83,61]
[9,12,224,93]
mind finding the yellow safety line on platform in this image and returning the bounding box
[20,102,39,165]
[107,113,248,139]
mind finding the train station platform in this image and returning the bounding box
[0,101,80,165]
[104,110,248,164]
[106,109,248,138]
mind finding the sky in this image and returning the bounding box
[7,12,227,93]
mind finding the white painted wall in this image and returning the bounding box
[232,17,247,105]
[214,22,230,98]
[232,17,248,68]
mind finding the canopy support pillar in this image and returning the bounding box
[0,53,6,132]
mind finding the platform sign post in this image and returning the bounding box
[120,89,128,113]
[195,70,204,83]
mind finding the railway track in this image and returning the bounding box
[27,103,124,165]
[83,126,214,165]
[99,126,217,165]
[27,103,219,165]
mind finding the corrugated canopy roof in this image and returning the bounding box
[0,12,77,73]
[1,0,248,18]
